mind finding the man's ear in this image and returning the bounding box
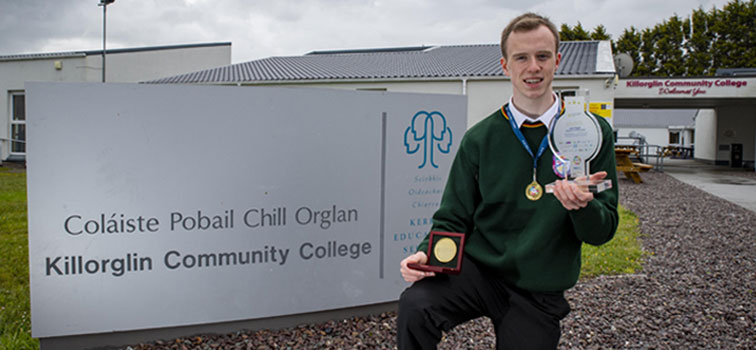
[500,57,510,77]
[555,52,561,69]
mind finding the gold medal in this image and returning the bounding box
[525,180,543,201]
[433,237,457,263]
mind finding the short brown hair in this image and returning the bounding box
[500,13,560,59]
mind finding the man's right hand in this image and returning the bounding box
[400,251,435,282]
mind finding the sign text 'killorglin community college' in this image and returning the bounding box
[26,83,466,338]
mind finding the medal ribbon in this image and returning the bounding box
[503,104,551,172]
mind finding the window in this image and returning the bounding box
[10,93,26,154]
[554,89,577,100]
[669,131,680,145]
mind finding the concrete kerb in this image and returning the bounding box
[661,158,756,213]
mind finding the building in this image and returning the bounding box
[1,42,232,162]
[149,41,619,129]
[10,39,753,168]
[614,109,697,149]
[615,75,756,168]
[152,42,756,169]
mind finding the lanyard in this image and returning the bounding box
[503,104,552,171]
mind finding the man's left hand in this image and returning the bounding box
[552,171,608,210]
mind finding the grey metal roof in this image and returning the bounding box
[716,68,756,77]
[148,41,612,84]
[0,51,86,62]
[0,42,231,62]
[614,109,697,128]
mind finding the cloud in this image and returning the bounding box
[0,0,735,63]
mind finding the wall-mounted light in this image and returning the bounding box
[604,74,620,89]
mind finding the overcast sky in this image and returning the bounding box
[0,0,733,64]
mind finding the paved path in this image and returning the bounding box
[660,158,756,212]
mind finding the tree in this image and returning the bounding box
[561,0,755,76]
[590,25,611,41]
[559,23,575,41]
[684,7,713,75]
[709,0,756,70]
[618,0,755,76]
[615,27,642,73]
[635,27,659,76]
[654,15,686,76]
[572,22,591,40]
[559,22,591,41]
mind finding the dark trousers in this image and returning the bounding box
[397,257,571,350]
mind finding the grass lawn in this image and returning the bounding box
[581,204,646,279]
[0,166,643,349]
[0,166,36,350]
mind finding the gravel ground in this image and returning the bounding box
[126,171,756,350]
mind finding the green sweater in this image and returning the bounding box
[418,104,619,292]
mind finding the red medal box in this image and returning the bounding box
[407,231,465,274]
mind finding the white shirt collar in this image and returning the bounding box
[507,93,560,130]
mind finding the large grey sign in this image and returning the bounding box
[26,83,466,337]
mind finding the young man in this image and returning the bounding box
[397,13,619,349]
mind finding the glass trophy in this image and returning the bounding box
[545,94,612,194]
[407,231,465,274]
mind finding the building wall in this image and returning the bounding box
[271,80,461,94]
[682,129,694,148]
[466,80,510,127]
[87,45,232,83]
[1,56,90,160]
[261,79,480,127]
[694,109,717,162]
[1,44,231,161]
[716,105,756,167]
[615,127,670,148]
[557,78,617,126]
[260,76,616,130]
[465,78,614,128]
[265,79,473,127]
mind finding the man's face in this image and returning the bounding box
[500,25,561,105]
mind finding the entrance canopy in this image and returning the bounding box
[615,76,756,109]
[614,76,756,168]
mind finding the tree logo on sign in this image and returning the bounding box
[404,111,453,169]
